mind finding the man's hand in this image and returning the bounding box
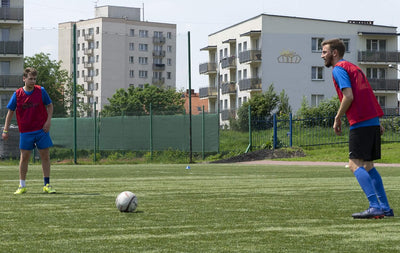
[43,120,51,133]
[380,125,385,135]
[333,117,342,135]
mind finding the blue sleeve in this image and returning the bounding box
[332,66,351,90]
[41,87,52,105]
[6,92,17,111]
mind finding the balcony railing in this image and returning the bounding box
[358,51,400,63]
[84,62,93,68]
[199,62,217,74]
[382,107,399,116]
[152,77,165,86]
[84,76,93,82]
[221,109,237,121]
[221,56,236,69]
[239,50,261,64]
[153,50,166,57]
[0,41,23,55]
[0,75,22,89]
[84,34,94,41]
[153,36,166,44]
[221,82,237,95]
[84,48,94,55]
[153,63,166,71]
[199,86,217,98]
[368,79,399,91]
[0,7,23,21]
[239,78,262,91]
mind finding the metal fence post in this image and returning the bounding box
[289,113,293,147]
[273,113,277,149]
[93,102,97,163]
[202,105,205,160]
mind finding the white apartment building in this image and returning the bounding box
[0,0,24,117]
[199,14,400,126]
[59,6,176,114]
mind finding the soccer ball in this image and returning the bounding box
[115,191,138,212]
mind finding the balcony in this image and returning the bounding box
[84,48,94,55]
[84,76,93,82]
[152,77,165,86]
[0,41,23,55]
[199,86,217,98]
[0,7,23,21]
[0,75,22,89]
[153,63,166,71]
[239,78,262,91]
[84,62,93,69]
[221,82,237,95]
[381,107,398,116]
[153,36,166,44]
[358,51,400,63]
[153,50,166,57]
[221,109,237,121]
[84,34,94,41]
[368,79,399,91]
[221,56,236,69]
[239,50,261,64]
[199,62,217,74]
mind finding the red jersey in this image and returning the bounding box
[332,60,383,125]
[16,85,48,133]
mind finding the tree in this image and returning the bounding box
[102,84,185,116]
[24,53,88,117]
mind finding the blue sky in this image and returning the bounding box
[24,0,400,91]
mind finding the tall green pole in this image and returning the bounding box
[150,103,153,161]
[93,102,97,163]
[73,23,77,164]
[188,31,193,163]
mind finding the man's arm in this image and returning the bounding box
[333,87,353,135]
[43,103,53,133]
[2,110,15,140]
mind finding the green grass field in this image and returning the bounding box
[1,163,400,252]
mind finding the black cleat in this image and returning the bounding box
[384,209,394,217]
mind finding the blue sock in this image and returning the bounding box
[353,167,380,209]
[368,168,390,211]
[44,177,50,186]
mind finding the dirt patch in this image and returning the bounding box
[212,148,305,163]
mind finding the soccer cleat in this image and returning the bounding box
[43,184,56,194]
[14,186,27,195]
[352,207,384,219]
[384,209,394,217]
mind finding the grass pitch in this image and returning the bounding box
[1,163,400,252]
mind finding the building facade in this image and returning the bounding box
[199,14,400,126]
[0,0,24,117]
[59,6,176,114]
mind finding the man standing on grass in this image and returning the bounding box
[321,38,393,219]
[2,67,56,195]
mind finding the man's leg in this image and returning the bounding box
[14,149,31,194]
[39,147,55,194]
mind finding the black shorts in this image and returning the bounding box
[349,126,381,161]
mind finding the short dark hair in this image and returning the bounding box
[321,39,346,57]
[23,67,38,78]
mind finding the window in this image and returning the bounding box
[243,69,247,79]
[129,56,134,64]
[129,29,135,37]
[219,49,223,60]
[224,48,228,57]
[167,58,172,66]
[243,41,247,51]
[376,96,386,108]
[154,31,163,37]
[167,32,172,39]
[139,44,148,51]
[77,44,80,51]
[340,38,350,52]
[129,70,134,78]
[367,68,386,79]
[224,99,228,109]
[96,27,100,34]
[139,30,148,37]
[1,0,10,8]
[167,72,171,79]
[238,43,242,52]
[96,55,99,62]
[311,94,324,107]
[312,38,324,52]
[238,70,242,80]
[129,43,134,51]
[96,41,99,49]
[139,71,148,78]
[89,41,94,49]
[311,66,324,80]
[139,57,148,65]
[167,46,172,52]
[88,28,94,35]
[96,69,99,76]
[238,97,242,108]
[367,39,386,51]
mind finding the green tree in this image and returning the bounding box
[102,84,185,116]
[24,53,88,117]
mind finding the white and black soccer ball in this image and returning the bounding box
[115,191,138,212]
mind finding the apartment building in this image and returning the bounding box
[199,14,400,126]
[0,0,24,117]
[59,6,176,113]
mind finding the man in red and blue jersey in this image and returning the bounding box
[321,39,393,219]
[2,67,56,194]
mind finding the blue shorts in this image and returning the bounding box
[20,129,53,150]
